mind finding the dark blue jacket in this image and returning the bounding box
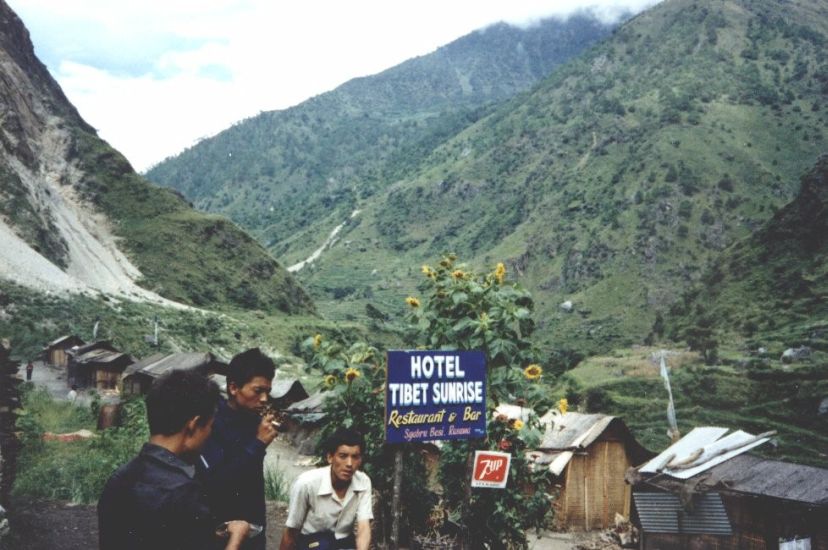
[198,399,267,550]
[98,443,217,550]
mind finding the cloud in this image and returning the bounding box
[8,0,662,171]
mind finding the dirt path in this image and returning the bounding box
[4,498,289,550]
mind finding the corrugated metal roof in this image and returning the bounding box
[705,454,828,505]
[634,492,732,535]
[537,412,617,450]
[640,427,771,479]
[527,411,653,476]
[124,352,225,379]
[44,335,83,349]
[74,349,127,364]
[123,353,165,376]
[286,392,328,414]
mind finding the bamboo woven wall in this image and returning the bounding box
[559,439,632,531]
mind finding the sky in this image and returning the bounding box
[9,0,661,172]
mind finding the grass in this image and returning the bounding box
[13,385,146,504]
[264,458,289,502]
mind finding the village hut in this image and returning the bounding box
[631,427,828,549]
[525,411,653,531]
[40,335,85,368]
[67,341,134,390]
[122,352,228,395]
[270,379,309,410]
[283,392,329,455]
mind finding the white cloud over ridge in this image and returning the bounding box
[9,0,661,171]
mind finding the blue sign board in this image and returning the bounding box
[385,350,486,443]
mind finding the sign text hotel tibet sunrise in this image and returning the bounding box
[385,350,486,444]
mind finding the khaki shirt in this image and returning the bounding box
[285,466,373,540]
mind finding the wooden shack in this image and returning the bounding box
[631,427,828,549]
[633,447,828,549]
[67,341,133,390]
[526,411,653,531]
[41,335,85,369]
[122,352,228,395]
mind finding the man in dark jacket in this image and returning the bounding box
[98,369,250,550]
[198,348,279,550]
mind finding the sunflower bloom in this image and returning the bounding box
[421,265,435,278]
[313,334,322,349]
[558,398,568,414]
[512,419,525,430]
[324,374,337,387]
[523,364,542,380]
[494,262,506,284]
[406,296,420,308]
[344,367,361,383]
[452,270,465,280]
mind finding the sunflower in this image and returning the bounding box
[512,419,525,430]
[324,374,337,387]
[558,398,568,414]
[523,364,542,380]
[421,264,435,278]
[494,262,506,284]
[344,367,361,382]
[313,333,322,349]
[406,296,420,308]
[452,269,465,280]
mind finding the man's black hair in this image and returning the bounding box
[324,427,366,455]
[146,369,220,436]
[227,347,275,388]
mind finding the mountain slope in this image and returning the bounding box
[0,0,313,314]
[146,13,619,261]
[668,154,828,348]
[295,0,828,354]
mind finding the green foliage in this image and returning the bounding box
[264,465,289,502]
[13,387,148,504]
[306,256,553,548]
[146,15,616,269]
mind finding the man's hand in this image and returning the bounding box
[256,413,279,445]
[222,520,250,550]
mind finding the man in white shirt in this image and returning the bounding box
[279,428,372,550]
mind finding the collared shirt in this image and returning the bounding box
[197,399,268,549]
[98,443,216,550]
[285,466,373,541]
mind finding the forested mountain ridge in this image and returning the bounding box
[296,0,828,355]
[146,13,619,258]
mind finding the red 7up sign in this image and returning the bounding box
[471,450,512,489]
